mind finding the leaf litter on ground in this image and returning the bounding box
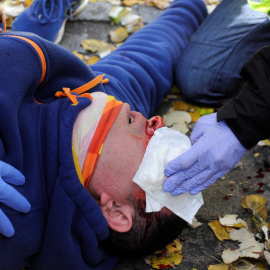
[208,194,270,269]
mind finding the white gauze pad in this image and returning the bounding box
[132,127,204,224]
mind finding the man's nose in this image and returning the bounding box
[146,116,165,136]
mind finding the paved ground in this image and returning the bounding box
[59,2,270,269]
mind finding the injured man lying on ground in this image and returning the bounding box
[0,0,207,268]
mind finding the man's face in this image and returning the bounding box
[89,103,165,203]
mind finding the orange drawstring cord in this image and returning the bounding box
[55,74,108,105]
[63,88,79,105]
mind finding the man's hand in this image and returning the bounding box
[163,113,247,195]
[0,161,31,237]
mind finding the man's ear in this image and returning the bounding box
[99,193,134,233]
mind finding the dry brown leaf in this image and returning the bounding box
[221,237,264,264]
[109,27,129,43]
[229,228,254,242]
[163,108,191,134]
[241,194,268,221]
[219,215,248,228]
[208,220,231,241]
[263,250,270,266]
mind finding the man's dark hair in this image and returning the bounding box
[103,193,187,256]
[0,6,4,24]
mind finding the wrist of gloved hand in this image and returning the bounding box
[163,113,247,195]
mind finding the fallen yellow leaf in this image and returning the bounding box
[84,56,100,65]
[122,0,140,6]
[196,107,214,116]
[25,0,33,7]
[145,0,169,9]
[172,100,196,112]
[233,223,246,229]
[109,27,129,43]
[172,101,214,122]
[208,220,231,241]
[188,111,201,122]
[241,194,268,221]
[262,139,270,146]
[246,214,267,235]
[145,239,183,269]
[255,261,269,270]
[81,39,110,53]
[72,50,84,60]
[165,239,182,255]
[208,263,231,270]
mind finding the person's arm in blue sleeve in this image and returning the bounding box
[0,3,31,238]
[91,0,207,117]
[163,45,270,195]
[0,161,31,237]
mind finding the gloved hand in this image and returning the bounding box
[0,161,31,237]
[163,113,247,195]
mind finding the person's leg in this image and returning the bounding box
[177,0,270,104]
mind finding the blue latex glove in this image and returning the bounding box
[163,113,247,195]
[0,161,31,237]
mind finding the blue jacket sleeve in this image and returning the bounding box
[91,0,207,118]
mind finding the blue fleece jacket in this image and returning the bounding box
[0,0,206,269]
